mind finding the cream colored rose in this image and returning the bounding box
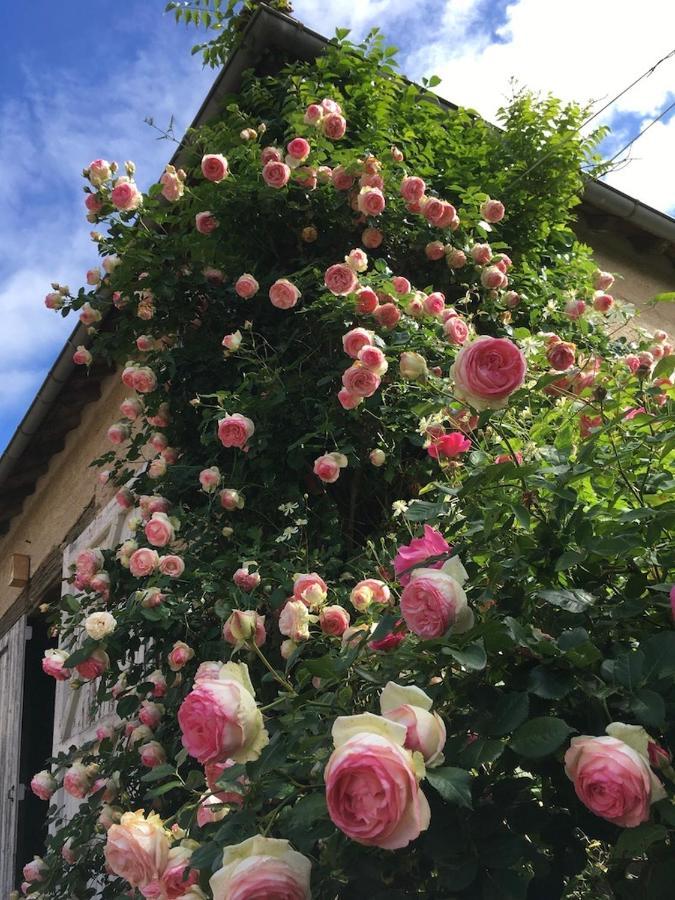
[84,611,117,641]
[210,835,311,900]
[104,810,170,887]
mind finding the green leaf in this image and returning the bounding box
[369,613,398,644]
[302,656,338,679]
[425,766,473,808]
[116,694,140,718]
[642,632,675,681]
[146,779,183,798]
[510,716,574,758]
[63,645,96,667]
[445,640,487,671]
[630,688,665,727]
[486,693,529,737]
[538,588,595,613]
[554,550,587,571]
[614,823,667,859]
[460,737,504,767]
[527,665,574,699]
[653,291,675,302]
[140,764,175,783]
[653,355,675,379]
[403,500,445,522]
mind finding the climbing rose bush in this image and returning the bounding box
[26,7,674,900]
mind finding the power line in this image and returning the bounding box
[601,97,675,169]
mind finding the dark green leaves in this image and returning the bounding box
[425,766,473,808]
[486,693,530,737]
[537,588,595,613]
[510,717,574,758]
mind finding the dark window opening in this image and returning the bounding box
[15,597,58,884]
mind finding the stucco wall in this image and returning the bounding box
[0,372,127,620]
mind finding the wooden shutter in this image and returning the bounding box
[0,615,27,895]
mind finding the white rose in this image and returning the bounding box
[85,611,117,641]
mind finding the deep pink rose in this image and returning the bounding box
[132,367,157,393]
[341,365,381,397]
[233,567,261,592]
[400,176,426,203]
[313,453,345,483]
[261,146,282,165]
[358,345,387,375]
[393,525,451,586]
[325,263,359,296]
[76,648,109,680]
[201,153,229,182]
[287,137,310,160]
[235,273,259,299]
[337,388,363,410]
[427,431,471,459]
[451,336,526,410]
[262,160,291,188]
[320,605,351,636]
[111,179,142,211]
[373,303,401,329]
[342,328,373,358]
[322,113,347,140]
[355,286,378,314]
[195,211,219,234]
[358,187,385,216]
[400,569,471,639]
[218,413,254,449]
[444,316,469,345]
[564,735,663,827]
[269,278,301,310]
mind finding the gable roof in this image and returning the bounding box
[1,2,673,535]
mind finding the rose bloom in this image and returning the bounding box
[88,158,111,186]
[444,316,469,345]
[399,176,426,203]
[400,562,473,639]
[324,713,430,849]
[30,770,57,801]
[218,413,255,449]
[351,578,391,612]
[133,367,158,394]
[399,351,428,381]
[565,298,587,320]
[355,286,378,314]
[362,226,383,248]
[304,103,323,124]
[394,525,451,586]
[140,845,199,899]
[313,451,347,484]
[329,165,353,191]
[320,605,351,636]
[111,178,142,211]
[178,662,269,764]
[23,857,47,883]
[480,265,507,290]
[120,396,142,420]
[158,554,185,578]
[373,303,401,329]
[425,240,446,261]
[233,567,261,592]
[197,466,220,493]
[72,345,92,365]
[139,700,164,730]
[287,136,310,161]
[428,431,472,460]
[337,388,363,410]
[346,248,368,272]
[342,327,373,359]
[279,599,312,642]
[451,336,526,411]
[235,273,259,299]
[63,762,94,799]
[139,741,166,769]
[593,293,614,313]
[76,547,104,582]
[565,726,666,827]
[480,198,505,223]
[220,488,245,511]
[380,682,446,766]
[107,422,130,445]
[262,160,291,188]
[325,263,359,296]
[342,364,381,397]
[322,112,347,140]
[129,548,160,578]
[144,512,175,547]
[547,341,576,371]
[261,146,282,165]
[358,186,386,216]
[223,610,266,648]
[504,290,521,308]
[470,243,492,265]
[160,169,184,202]
[358,345,388,376]
[195,211,219,234]
[168,640,194,672]
[148,458,167,479]
[446,247,467,269]
[45,291,63,310]
[201,153,229,182]
[592,269,615,291]
[84,611,117,641]
[369,448,386,466]
[84,193,103,215]
[104,810,169,888]
[293,572,328,607]
[495,451,524,465]
[210,835,311,900]
[76,648,110,680]
[269,278,301,310]
[147,670,167,699]
[42,648,71,681]
[422,292,444,317]
[579,414,603,440]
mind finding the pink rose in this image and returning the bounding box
[427,431,471,459]
[373,303,401,329]
[72,345,92,369]
[140,741,166,768]
[30,770,57,801]
[168,641,194,671]
[565,299,587,320]
[322,113,347,140]
[269,278,301,310]
[144,512,175,547]
[223,610,266,648]
[393,525,451,586]
[451,336,526,411]
[261,146,282,165]
[209,836,311,900]
[355,286,378,314]
[195,211,219,234]
[141,846,199,899]
[76,648,110,680]
[76,547,104,582]
[63,762,93,799]
[120,397,142,420]
[178,663,268,764]
[480,198,505,223]
[148,670,167,698]
[287,137,310,161]
[158,555,185,577]
[593,293,614,313]
[423,292,445,317]
[201,153,229,182]
[85,193,103,214]
[304,103,323,124]
[342,365,381,398]
[592,270,614,291]
[129,548,159,578]
[262,160,291,188]
[331,165,355,191]
[426,241,445,261]
[320,605,351,636]
[342,328,373,358]
[235,273,259,299]
[480,265,508,290]
[504,290,521,308]
[470,243,492,265]
[23,857,47,883]
[358,187,386,216]
[579,414,602,440]
[107,422,130,445]
[293,572,328,608]
[547,341,576,371]
[132,367,157,393]
[444,316,469,345]
[446,248,467,268]
[325,715,431,849]
[279,599,311,642]
[42,648,71,681]
[495,452,523,465]
[111,179,142,211]
[350,579,391,612]
[220,488,244,510]
[358,345,388,375]
[391,276,410,295]
[139,700,163,730]
[362,226,383,248]
[400,567,472,639]
[338,388,363,410]
[380,682,446,766]
[564,731,666,827]
[325,263,359,296]
[233,567,261,592]
[218,413,255,449]
[400,176,426,203]
[313,451,348,484]
[159,170,184,202]
[87,158,111,186]
[104,811,169,888]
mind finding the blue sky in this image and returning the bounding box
[1,0,674,453]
